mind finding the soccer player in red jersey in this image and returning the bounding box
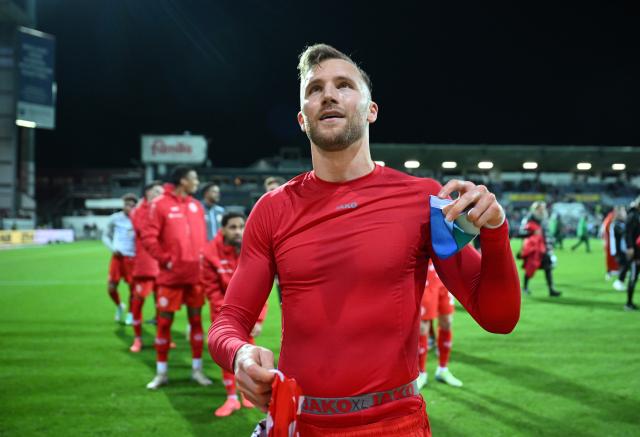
[521,202,561,297]
[128,181,163,353]
[142,166,212,389]
[418,261,463,390]
[102,193,138,323]
[202,212,269,416]
[208,44,520,435]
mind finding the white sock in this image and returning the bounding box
[157,361,168,374]
[192,358,202,370]
[228,394,238,400]
[437,366,448,373]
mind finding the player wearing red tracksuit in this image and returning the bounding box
[208,45,520,436]
[520,202,561,297]
[128,181,163,353]
[417,261,462,390]
[201,212,269,416]
[141,167,212,389]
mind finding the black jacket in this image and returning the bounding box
[625,206,640,259]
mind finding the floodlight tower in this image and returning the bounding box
[0,0,55,228]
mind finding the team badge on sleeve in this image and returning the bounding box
[430,195,479,259]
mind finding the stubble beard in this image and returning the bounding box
[305,111,366,152]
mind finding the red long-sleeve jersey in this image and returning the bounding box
[141,185,206,286]
[130,200,159,279]
[208,165,520,425]
[202,231,267,323]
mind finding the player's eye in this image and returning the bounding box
[338,82,352,89]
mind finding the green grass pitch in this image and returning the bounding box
[0,239,638,436]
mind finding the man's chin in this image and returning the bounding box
[314,141,352,152]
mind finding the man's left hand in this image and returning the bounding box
[438,180,505,228]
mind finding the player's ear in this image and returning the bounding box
[297,111,306,132]
[367,101,378,124]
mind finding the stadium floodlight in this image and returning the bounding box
[16,119,36,128]
[374,160,386,167]
[478,161,494,170]
[404,160,420,169]
[612,163,626,171]
[577,162,592,171]
[441,161,457,169]
[522,162,538,170]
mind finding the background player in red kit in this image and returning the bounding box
[201,212,268,416]
[142,166,212,389]
[601,208,619,280]
[102,193,138,324]
[208,44,520,435]
[520,202,561,297]
[418,261,463,389]
[128,181,163,353]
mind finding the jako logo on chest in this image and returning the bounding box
[336,202,358,210]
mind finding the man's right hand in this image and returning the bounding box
[626,248,634,260]
[234,344,276,412]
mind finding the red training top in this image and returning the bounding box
[521,219,546,277]
[202,231,267,323]
[141,184,206,286]
[208,165,520,426]
[130,200,159,279]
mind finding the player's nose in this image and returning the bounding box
[321,84,339,103]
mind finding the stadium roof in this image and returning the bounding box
[370,144,640,174]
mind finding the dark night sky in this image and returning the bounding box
[34,1,640,169]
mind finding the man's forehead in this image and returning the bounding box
[227,217,245,225]
[302,58,363,86]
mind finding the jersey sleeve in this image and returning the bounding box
[140,200,171,265]
[205,264,226,320]
[101,214,116,252]
[208,194,278,372]
[201,246,224,302]
[429,218,521,334]
[609,222,617,256]
[130,206,145,237]
[626,214,639,249]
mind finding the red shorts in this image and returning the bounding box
[297,399,430,436]
[108,255,134,284]
[156,284,204,312]
[421,285,454,321]
[133,278,155,299]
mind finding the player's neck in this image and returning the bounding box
[173,186,189,198]
[311,136,374,183]
[223,237,241,252]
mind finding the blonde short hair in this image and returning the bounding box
[297,43,372,96]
